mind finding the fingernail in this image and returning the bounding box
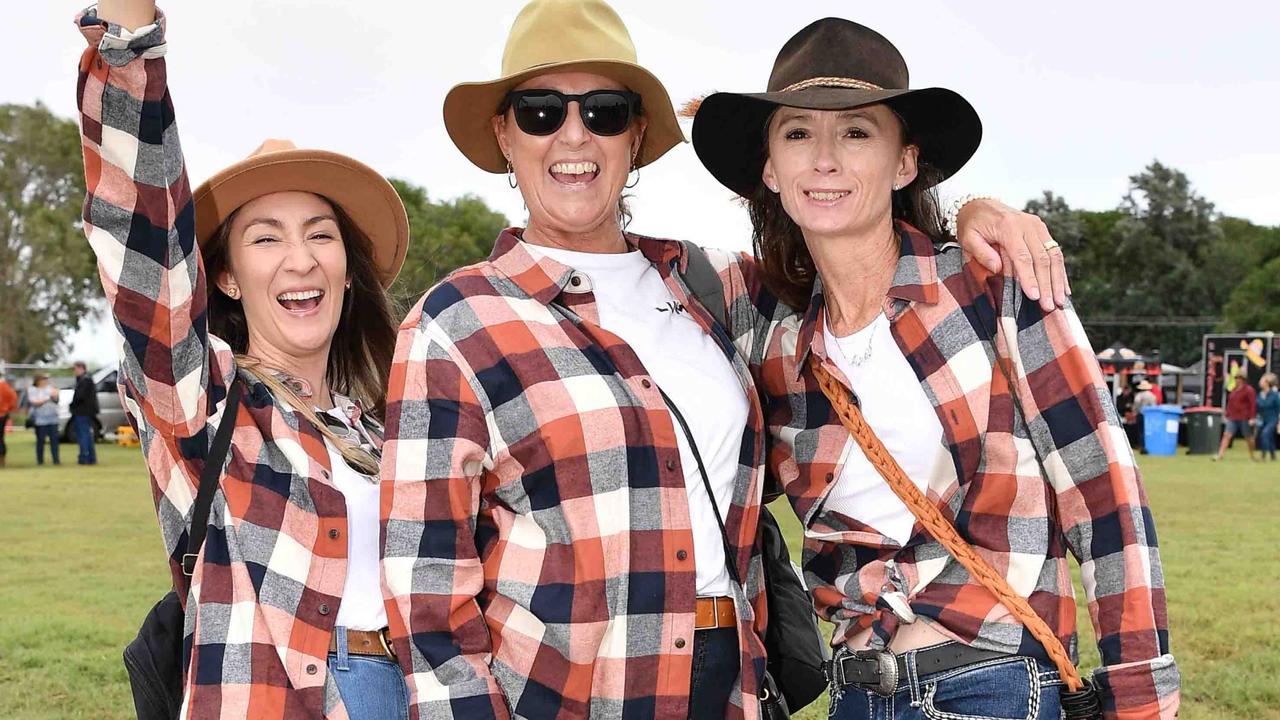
[1027,287,1040,301]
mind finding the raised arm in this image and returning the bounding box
[992,278,1179,720]
[98,0,156,31]
[381,308,511,720]
[76,3,223,439]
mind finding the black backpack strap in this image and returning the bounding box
[182,376,243,576]
[680,241,728,331]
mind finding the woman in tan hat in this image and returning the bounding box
[77,1,409,718]
[692,17,1179,720]
[381,2,1067,718]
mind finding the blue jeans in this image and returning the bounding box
[328,627,409,720]
[688,627,740,719]
[1260,420,1278,457]
[73,415,97,464]
[34,424,60,465]
[828,645,1062,720]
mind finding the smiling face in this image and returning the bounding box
[492,71,647,247]
[762,104,918,243]
[216,191,348,367]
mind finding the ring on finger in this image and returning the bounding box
[1042,239,1061,252]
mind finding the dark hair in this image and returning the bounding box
[749,105,948,311]
[203,200,398,417]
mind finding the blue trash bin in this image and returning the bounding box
[1141,405,1184,456]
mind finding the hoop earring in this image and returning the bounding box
[624,164,640,189]
[507,161,518,189]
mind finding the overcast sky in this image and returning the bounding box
[8,1,1280,365]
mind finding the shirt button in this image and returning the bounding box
[825,473,834,483]
[641,379,652,389]
[675,638,686,649]
[305,664,318,675]
[318,604,330,616]
[322,470,331,480]
[570,276,582,287]
[666,459,677,471]
[676,550,688,561]
[328,529,340,540]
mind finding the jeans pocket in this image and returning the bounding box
[920,657,1043,720]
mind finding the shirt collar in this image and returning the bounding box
[794,220,943,380]
[487,227,687,305]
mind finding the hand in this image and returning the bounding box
[96,0,157,32]
[955,198,1069,313]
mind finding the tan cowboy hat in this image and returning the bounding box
[443,0,684,173]
[193,140,410,287]
[1137,380,1153,391]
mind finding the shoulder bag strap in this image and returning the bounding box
[658,386,741,586]
[807,357,1085,691]
[680,241,729,331]
[182,376,243,576]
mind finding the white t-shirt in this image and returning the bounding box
[528,242,748,597]
[822,312,950,546]
[323,407,389,631]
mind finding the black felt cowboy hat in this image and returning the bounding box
[692,18,983,197]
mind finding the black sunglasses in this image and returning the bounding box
[503,89,642,137]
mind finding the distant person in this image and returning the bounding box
[1116,383,1138,446]
[1256,373,1279,461]
[26,373,61,466]
[1216,367,1257,461]
[0,374,17,468]
[69,361,99,465]
[1134,380,1159,454]
[1150,377,1164,405]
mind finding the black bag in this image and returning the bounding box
[123,378,242,720]
[680,242,828,713]
[758,506,828,710]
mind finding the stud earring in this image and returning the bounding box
[226,286,240,300]
[892,183,901,191]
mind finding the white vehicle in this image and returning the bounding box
[57,365,127,442]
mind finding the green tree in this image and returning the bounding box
[0,102,98,363]
[386,178,507,314]
[1219,219,1280,331]
[1028,162,1239,365]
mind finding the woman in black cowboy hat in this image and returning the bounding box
[693,18,1179,720]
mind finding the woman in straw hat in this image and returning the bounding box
[76,1,410,717]
[692,17,1179,720]
[381,2,1065,718]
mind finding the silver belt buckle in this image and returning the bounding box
[852,648,898,697]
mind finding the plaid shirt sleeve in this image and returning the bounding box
[76,9,233,594]
[994,281,1180,719]
[381,300,510,720]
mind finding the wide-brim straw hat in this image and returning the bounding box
[692,18,983,198]
[193,140,410,287]
[443,0,684,173]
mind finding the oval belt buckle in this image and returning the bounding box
[378,627,398,662]
[854,648,898,697]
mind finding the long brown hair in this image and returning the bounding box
[749,105,949,311]
[203,198,398,421]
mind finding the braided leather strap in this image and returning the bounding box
[808,356,1085,691]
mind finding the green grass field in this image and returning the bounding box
[1,430,1276,719]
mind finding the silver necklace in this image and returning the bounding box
[834,313,880,367]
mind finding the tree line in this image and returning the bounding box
[3,101,1276,366]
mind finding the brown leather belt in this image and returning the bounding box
[694,596,736,630]
[330,628,397,660]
